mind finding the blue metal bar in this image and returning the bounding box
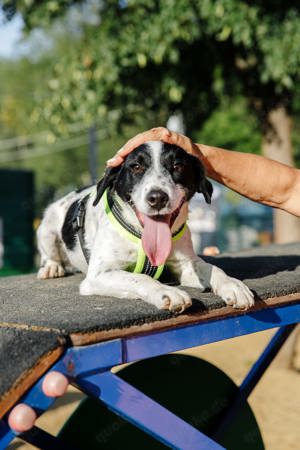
[125,302,300,362]
[76,371,225,450]
[0,421,14,450]
[240,324,297,398]
[213,324,297,440]
[60,339,123,378]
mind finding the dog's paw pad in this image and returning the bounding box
[218,279,254,310]
[153,287,192,313]
[37,262,65,279]
[162,296,171,309]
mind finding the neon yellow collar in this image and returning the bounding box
[103,189,186,280]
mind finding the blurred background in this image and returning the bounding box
[1,0,300,275]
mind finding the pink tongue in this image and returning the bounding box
[141,214,172,266]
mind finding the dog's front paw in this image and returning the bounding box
[214,277,254,309]
[37,261,65,279]
[211,266,254,309]
[150,286,192,313]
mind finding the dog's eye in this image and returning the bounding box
[130,163,144,174]
[173,162,185,172]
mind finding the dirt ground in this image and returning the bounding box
[9,328,300,450]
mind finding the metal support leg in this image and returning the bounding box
[213,324,297,440]
[76,371,225,450]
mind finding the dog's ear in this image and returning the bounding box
[198,178,213,204]
[93,166,121,206]
[193,157,213,204]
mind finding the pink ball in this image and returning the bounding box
[8,404,36,432]
[42,371,69,397]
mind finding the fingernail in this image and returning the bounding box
[106,156,123,166]
[107,157,118,164]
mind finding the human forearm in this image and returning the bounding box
[106,127,300,217]
[197,143,300,214]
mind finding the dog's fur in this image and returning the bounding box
[37,141,254,312]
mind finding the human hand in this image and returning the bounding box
[106,127,203,167]
[8,372,69,432]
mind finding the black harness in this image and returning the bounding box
[72,194,90,263]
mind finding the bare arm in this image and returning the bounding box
[198,143,300,215]
[107,127,300,217]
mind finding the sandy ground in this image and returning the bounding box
[8,328,300,450]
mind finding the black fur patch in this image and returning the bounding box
[93,166,122,206]
[115,145,152,201]
[61,200,79,250]
[161,144,212,203]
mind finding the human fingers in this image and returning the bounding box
[118,127,172,157]
[106,127,203,167]
[8,404,37,432]
[160,130,201,158]
[106,155,124,167]
[42,371,69,397]
[106,127,170,167]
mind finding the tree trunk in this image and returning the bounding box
[262,105,300,243]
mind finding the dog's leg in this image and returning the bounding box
[176,256,254,309]
[37,208,66,279]
[208,264,254,309]
[170,229,254,309]
[80,271,192,313]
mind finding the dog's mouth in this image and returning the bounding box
[135,199,185,266]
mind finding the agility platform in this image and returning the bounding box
[1,243,300,449]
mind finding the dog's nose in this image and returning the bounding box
[146,190,169,210]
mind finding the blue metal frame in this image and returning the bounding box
[77,371,224,449]
[212,323,297,440]
[1,300,300,450]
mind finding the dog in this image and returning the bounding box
[37,141,254,313]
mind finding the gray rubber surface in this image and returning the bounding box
[1,243,300,333]
[0,328,62,410]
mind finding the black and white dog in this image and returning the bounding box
[37,141,254,313]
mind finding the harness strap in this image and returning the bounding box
[72,194,90,263]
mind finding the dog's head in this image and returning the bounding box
[94,141,212,265]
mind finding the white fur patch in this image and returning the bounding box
[131,141,184,216]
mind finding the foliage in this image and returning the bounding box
[2,0,300,214]
[0,57,45,137]
[1,0,83,28]
[2,0,300,135]
[194,97,261,155]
